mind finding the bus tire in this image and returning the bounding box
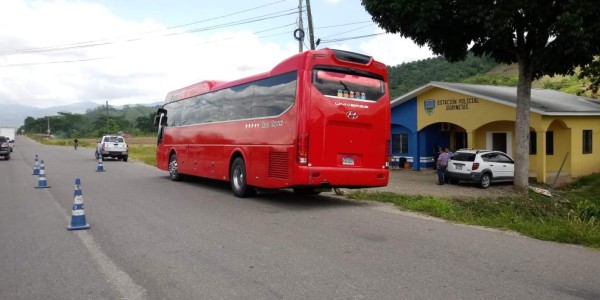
[230,157,255,198]
[169,153,182,181]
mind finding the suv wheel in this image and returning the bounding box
[479,173,492,189]
[122,156,128,162]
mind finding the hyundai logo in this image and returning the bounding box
[346,111,358,119]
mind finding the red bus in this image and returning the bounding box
[155,48,390,197]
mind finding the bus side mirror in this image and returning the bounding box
[154,108,168,126]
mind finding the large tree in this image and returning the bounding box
[362,0,600,193]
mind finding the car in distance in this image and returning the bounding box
[445,149,514,188]
[96,135,128,161]
[0,136,10,160]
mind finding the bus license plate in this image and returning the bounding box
[343,157,355,166]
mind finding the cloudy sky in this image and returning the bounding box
[0,0,434,108]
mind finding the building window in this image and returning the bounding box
[392,133,409,154]
[529,131,537,154]
[583,130,593,154]
[546,131,554,155]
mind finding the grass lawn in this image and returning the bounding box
[348,176,600,249]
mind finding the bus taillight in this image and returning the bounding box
[297,133,309,165]
[385,139,390,169]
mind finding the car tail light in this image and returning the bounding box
[296,133,309,165]
[472,162,480,170]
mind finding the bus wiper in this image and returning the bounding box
[339,80,349,91]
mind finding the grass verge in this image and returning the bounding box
[347,175,600,249]
[30,135,157,166]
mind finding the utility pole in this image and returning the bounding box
[298,0,303,52]
[306,0,315,50]
[106,100,109,133]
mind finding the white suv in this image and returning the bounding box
[95,135,128,161]
[445,149,514,188]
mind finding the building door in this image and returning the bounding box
[454,132,467,150]
[492,132,507,153]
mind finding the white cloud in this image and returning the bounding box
[359,29,436,66]
[0,1,435,109]
[0,0,297,108]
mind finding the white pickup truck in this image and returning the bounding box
[96,135,128,161]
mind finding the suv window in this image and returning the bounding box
[496,153,514,163]
[103,136,124,143]
[451,152,476,162]
[0,136,6,142]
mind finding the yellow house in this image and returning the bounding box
[390,82,600,185]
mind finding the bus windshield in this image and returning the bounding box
[312,68,385,101]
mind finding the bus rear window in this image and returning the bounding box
[312,69,385,101]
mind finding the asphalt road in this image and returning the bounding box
[1,136,600,300]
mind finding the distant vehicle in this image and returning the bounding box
[445,149,514,188]
[155,48,391,197]
[3,136,13,152]
[96,135,128,161]
[0,127,15,152]
[0,136,10,160]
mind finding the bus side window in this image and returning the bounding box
[198,90,225,123]
[223,84,253,121]
[252,71,296,118]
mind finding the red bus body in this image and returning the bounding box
[156,48,390,196]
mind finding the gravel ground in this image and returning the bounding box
[366,169,518,198]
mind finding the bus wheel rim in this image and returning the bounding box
[169,159,177,177]
[233,166,243,189]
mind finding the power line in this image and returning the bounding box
[319,33,385,44]
[0,23,384,68]
[0,1,293,56]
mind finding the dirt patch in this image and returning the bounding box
[366,169,517,198]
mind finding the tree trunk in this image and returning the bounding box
[514,58,534,194]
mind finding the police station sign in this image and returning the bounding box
[424,97,480,115]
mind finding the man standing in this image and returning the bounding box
[436,147,450,185]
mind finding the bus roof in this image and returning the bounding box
[163,48,382,104]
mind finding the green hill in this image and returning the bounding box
[388,55,588,99]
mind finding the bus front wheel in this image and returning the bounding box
[169,153,181,181]
[230,157,255,198]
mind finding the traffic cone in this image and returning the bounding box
[67,178,90,231]
[35,160,51,188]
[32,154,40,175]
[95,156,105,172]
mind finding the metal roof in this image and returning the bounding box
[391,81,600,116]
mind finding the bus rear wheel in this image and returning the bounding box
[230,157,255,198]
[169,153,181,181]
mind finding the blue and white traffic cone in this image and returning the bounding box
[67,178,90,231]
[32,154,40,175]
[35,160,51,189]
[95,156,105,172]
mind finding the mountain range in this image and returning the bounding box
[0,101,161,128]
